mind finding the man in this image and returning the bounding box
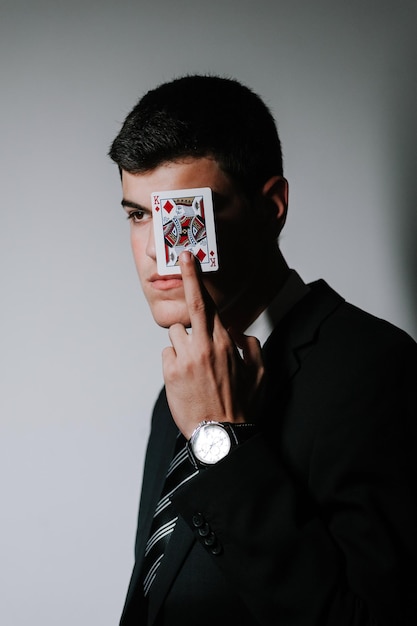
[109,75,417,625]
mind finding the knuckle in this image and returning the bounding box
[162,346,172,359]
[168,322,183,337]
[217,334,232,353]
[192,344,210,368]
[162,347,177,375]
[188,295,206,316]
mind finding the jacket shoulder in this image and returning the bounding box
[307,279,417,356]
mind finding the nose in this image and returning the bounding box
[146,222,156,259]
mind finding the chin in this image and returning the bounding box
[151,304,191,329]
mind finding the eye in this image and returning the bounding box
[126,210,149,223]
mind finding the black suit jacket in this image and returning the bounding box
[120,281,417,625]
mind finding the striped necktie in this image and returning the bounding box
[141,432,198,597]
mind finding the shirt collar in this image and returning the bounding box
[245,270,310,347]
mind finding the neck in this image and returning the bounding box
[219,247,290,333]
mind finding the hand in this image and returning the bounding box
[162,251,264,439]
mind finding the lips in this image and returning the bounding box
[149,273,183,290]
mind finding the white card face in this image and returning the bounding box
[151,187,219,275]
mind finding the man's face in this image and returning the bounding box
[121,157,279,329]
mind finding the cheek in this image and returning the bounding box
[130,233,146,265]
[217,219,269,271]
[202,273,233,309]
[217,220,250,255]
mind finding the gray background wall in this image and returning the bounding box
[1,1,416,624]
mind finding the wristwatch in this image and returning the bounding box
[187,420,257,468]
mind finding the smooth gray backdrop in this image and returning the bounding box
[1,1,416,624]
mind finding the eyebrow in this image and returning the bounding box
[121,199,149,212]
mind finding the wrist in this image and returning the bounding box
[187,420,258,469]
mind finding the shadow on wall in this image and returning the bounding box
[392,33,417,339]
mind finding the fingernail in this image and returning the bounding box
[180,251,192,263]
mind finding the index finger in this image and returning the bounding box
[179,251,215,336]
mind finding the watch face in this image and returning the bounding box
[192,423,231,464]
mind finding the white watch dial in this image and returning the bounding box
[192,423,231,464]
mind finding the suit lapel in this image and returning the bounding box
[259,280,344,418]
[263,280,344,372]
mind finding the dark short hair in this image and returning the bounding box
[109,74,283,197]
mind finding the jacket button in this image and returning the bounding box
[204,532,216,547]
[198,522,210,537]
[210,542,222,555]
[192,512,204,528]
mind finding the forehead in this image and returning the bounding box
[121,157,238,204]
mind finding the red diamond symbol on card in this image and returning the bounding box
[163,200,174,213]
[196,248,207,262]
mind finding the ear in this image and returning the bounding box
[261,176,288,236]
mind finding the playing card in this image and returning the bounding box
[151,187,219,275]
